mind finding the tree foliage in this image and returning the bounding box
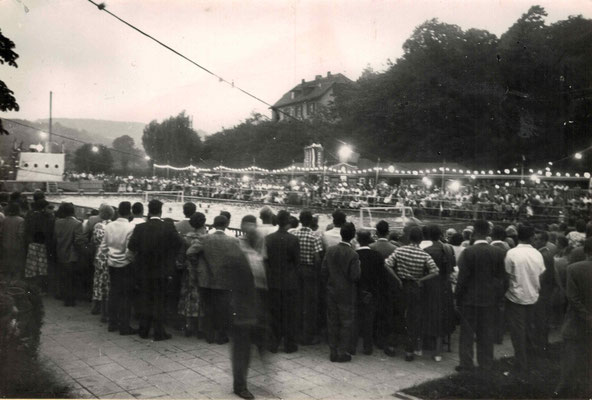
[73,144,114,174]
[203,6,592,170]
[142,111,202,167]
[112,134,136,173]
[0,29,20,135]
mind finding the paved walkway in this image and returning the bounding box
[39,297,516,399]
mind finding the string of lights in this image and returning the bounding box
[4,118,590,180]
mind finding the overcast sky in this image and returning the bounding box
[1,0,591,133]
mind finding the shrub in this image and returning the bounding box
[0,280,71,398]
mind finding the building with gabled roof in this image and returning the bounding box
[271,72,353,122]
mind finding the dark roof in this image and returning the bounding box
[272,73,353,108]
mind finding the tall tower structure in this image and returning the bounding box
[304,143,324,169]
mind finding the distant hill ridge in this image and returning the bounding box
[36,118,147,146]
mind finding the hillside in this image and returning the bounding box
[36,118,146,146]
[0,119,96,158]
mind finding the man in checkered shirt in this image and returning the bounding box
[385,226,439,361]
[292,210,324,345]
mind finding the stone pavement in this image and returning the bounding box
[39,297,516,399]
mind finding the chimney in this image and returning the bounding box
[327,71,331,77]
[301,79,305,84]
[315,75,322,81]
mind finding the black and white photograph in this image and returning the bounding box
[1,0,591,398]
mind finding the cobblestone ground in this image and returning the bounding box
[39,297,517,399]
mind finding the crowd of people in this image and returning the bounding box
[61,172,592,224]
[0,189,591,399]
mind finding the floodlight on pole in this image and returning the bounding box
[91,145,99,153]
[338,144,353,162]
[575,152,583,160]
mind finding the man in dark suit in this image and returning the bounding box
[533,229,556,352]
[370,220,400,356]
[352,230,384,355]
[322,222,361,362]
[53,202,86,306]
[554,238,592,398]
[188,214,236,344]
[128,200,182,341]
[456,219,507,371]
[265,210,301,353]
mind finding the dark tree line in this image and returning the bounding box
[200,6,592,170]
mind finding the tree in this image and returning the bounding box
[73,144,114,174]
[203,7,592,170]
[142,111,202,166]
[0,30,20,135]
[112,135,136,173]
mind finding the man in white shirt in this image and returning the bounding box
[100,201,136,335]
[322,210,347,250]
[504,225,545,372]
[257,206,277,237]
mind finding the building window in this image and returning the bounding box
[295,105,303,118]
[307,102,316,115]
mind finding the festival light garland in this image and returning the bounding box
[153,163,591,179]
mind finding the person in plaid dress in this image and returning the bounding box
[291,210,323,344]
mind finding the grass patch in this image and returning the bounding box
[400,343,587,399]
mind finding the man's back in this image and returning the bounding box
[103,218,135,267]
[370,238,397,260]
[128,218,181,279]
[196,230,239,290]
[265,230,300,290]
[456,243,506,307]
[322,243,361,304]
[562,260,592,340]
[54,217,84,263]
[504,244,545,305]
[356,248,383,297]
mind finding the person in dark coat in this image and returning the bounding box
[490,225,510,344]
[0,202,26,280]
[265,210,301,353]
[369,220,399,356]
[455,219,507,371]
[351,230,384,355]
[554,237,592,398]
[187,214,236,344]
[424,224,457,362]
[128,200,182,341]
[53,202,86,306]
[533,229,556,352]
[322,222,361,362]
[24,199,54,292]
